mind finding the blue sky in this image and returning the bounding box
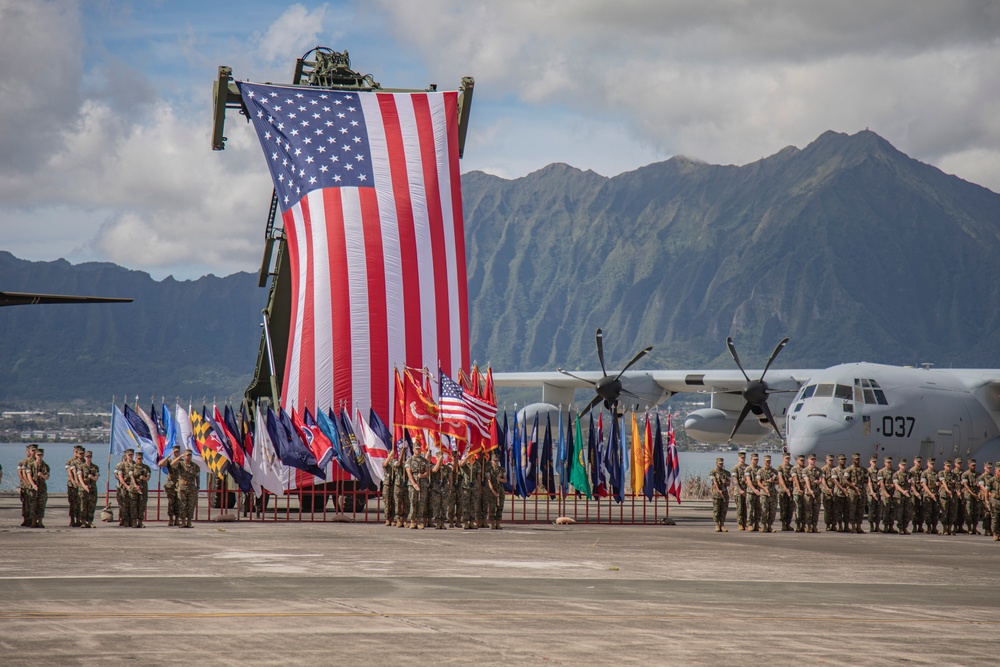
[1,1,998,280]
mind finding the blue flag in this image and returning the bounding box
[339,408,373,489]
[607,414,623,503]
[511,410,527,497]
[317,408,343,463]
[122,404,159,464]
[501,412,513,494]
[653,413,667,496]
[524,413,538,495]
[368,407,393,454]
[160,402,177,465]
[588,412,600,493]
[267,407,325,479]
[109,404,142,456]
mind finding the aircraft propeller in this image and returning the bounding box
[726,336,790,443]
[558,328,652,417]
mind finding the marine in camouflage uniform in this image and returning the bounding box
[18,445,37,527]
[892,458,913,534]
[803,454,822,532]
[877,457,896,533]
[392,450,410,527]
[987,465,1000,540]
[487,453,507,529]
[31,449,50,528]
[776,453,794,531]
[66,446,85,527]
[980,462,995,536]
[845,453,866,533]
[866,455,881,532]
[830,454,849,532]
[961,459,981,535]
[133,452,151,528]
[471,455,486,529]
[745,453,762,532]
[382,451,397,526]
[405,450,431,529]
[938,460,960,535]
[115,449,137,527]
[756,455,779,532]
[77,451,100,528]
[732,452,749,530]
[952,458,967,532]
[909,457,925,532]
[792,455,808,532]
[431,457,453,529]
[176,450,200,527]
[920,458,940,533]
[709,458,731,532]
[458,456,476,529]
[448,462,460,527]
[820,454,835,531]
[159,446,182,526]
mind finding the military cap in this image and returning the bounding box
[898,458,907,465]
[750,452,759,458]
[135,451,144,458]
[914,456,922,462]
[737,451,746,457]
[837,454,846,460]
[808,454,816,460]
[716,457,725,464]
[74,445,84,451]
[796,454,806,460]
[763,454,772,461]
[124,448,134,454]
[969,459,976,464]
[928,457,936,463]
[883,455,892,461]
[36,448,44,454]
[85,450,93,457]
[28,444,38,450]
[852,452,861,459]
[869,454,878,460]
[954,457,963,463]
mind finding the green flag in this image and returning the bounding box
[570,412,592,498]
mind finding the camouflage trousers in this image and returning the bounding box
[778,492,793,527]
[117,489,134,526]
[77,488,98,524]
[939,495,958,529]
[912,494,924,527]
[991,500,1000,536]
[734,492,748,527]
[881,496,896,530]
[449,488,459,524]
[955,499,966,530]
[132,491,147,524]
[822,493,834,528]
[431,484,451,525]
[982,502,992,534]
[895,495,913,531]
[963,496,980,531]
[33,487,48,522]
[831,494,847,529]
[712,495,729,524]
[479,484,490,525]
[68,484,81,524]
[848,492,864,525]
[867,494,882,528]
[21,488,36,524]
[178,487,198,523]
[408,486,430,525]
[393,483,409,521]
[923,496,939,530]
[747,493,762,528]
[760,493,777,529]
[165,486,179,520]
[383,483,396,522]
[491,491,505,522]
[459,485,475,523]
[805,493,820,528]
[469,485,483,525]
[793,493,807,529]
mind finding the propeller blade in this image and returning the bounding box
[760,400,784,442]
[596,328,608,377]
[556,369,598,387]
[619,388,644,401]
[613,346,653,381]
[727,337,751,382]
[760,337,790,381]
[728,402,753,442]
[578,394,603,419]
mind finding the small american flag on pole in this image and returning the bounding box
[439,369,494,440]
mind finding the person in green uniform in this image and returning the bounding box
[866,454,881,533]
[487,451,507,530]
[709,457,732,532]
[892,458,913,535]
[78,450,100,528]
[133,451,151,528]
[920,458,939,534]
[31,448,50,528]
[732,452,749,531]
[176,449,200,528]
[65,446,85,527]
[18,445,37,528]
[776,452,794,531]
[158,445,183,526]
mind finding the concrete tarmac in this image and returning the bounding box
[1,496,998,666]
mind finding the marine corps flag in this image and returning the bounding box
[401,368,438,431]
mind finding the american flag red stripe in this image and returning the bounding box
[240,83,469,420]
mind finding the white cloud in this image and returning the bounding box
[253,3,333,65]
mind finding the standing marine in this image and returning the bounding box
[709,457,731,532]
[920,458,939,533]
[382,447,397,527]
[820,454,835,531]
[133,451,151,528]
[487,451,507,530]
[980,462,994,536]
[776,452,794,531]
[31,448,50,528]
[405,444,431,529]
[866,454,881,533]
[115,449,137,527]
[176,449,200,527]
[17,444,37,528]
[78,450,100,528]
[756,455,779,533]
[65,446,85,527]
[732,451,749,531]
[745,452,762,532]
[877,456,896,533]
[892,458,913,535]
[845,452,866,534]
[960,459,981,535]
[792,454,808,532]
[159,445,183,526]
[803,454,822,533]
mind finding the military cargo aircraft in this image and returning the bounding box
[494,330,1000,463]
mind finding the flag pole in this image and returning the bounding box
[105,396,115,513]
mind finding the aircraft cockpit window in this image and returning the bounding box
[869,379,883,389]
[834,384,853,400]
[863,388,876,403]
[794,402,804,413]
[815,384,835,397]
[874,389,888,405]
[802,385,816,399]
[853,386,863,402]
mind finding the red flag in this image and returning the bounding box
[291,407,336,469]
[402,369,438,430]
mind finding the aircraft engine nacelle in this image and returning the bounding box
[683,408,772,446]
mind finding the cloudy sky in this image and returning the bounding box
[1,0,998,280]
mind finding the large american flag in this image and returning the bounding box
[238,82,470,421]
[439,370,494,440]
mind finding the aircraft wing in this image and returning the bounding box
[0,291,134,307]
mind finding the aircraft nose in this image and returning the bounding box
[786,414,851,458]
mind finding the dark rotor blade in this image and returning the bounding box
[728,402,753,442]
[613,346,653,381]
[556,368,598,387]
[0,291,133,307]
[596,328,608,377]
[727,337,751,382]
[619,388,644,401]
[760,337,790,381]
[760,400,784,442]
[578,394,603,419]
